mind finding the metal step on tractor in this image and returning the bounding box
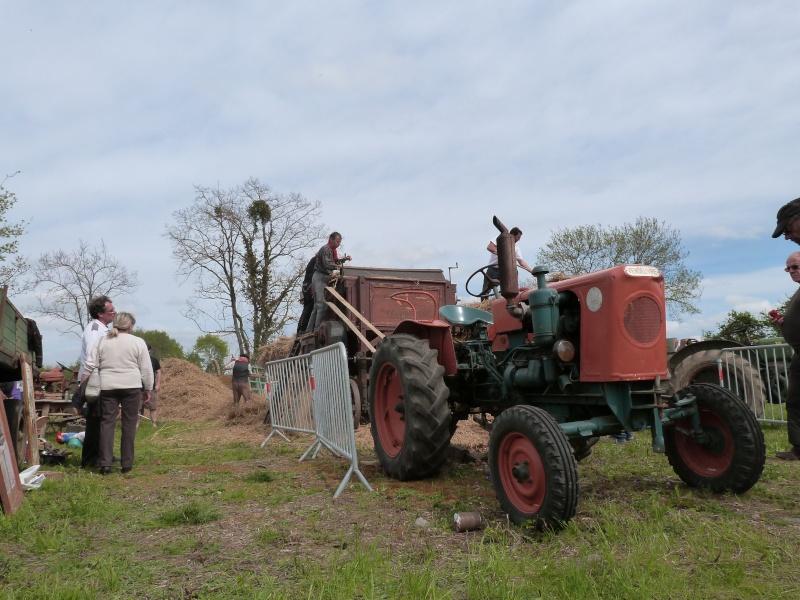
[367,216,766,530]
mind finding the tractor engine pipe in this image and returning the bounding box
[492,216,523,318]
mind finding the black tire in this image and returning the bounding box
[488,405,579,529]
[664,383,765,493]
[670,349,766,417]
[349,378,361,430]
[4,401,27,470]
[368,334,451,481]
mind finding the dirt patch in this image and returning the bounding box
[159,358,489,451]
[158,359,270,441]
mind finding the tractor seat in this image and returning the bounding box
[439,305,493,327]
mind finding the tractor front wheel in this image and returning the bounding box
[665,383,765,493]
[489,406,579,530]
[368,334,451,481]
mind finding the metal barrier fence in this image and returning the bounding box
[720,344,792,424]
[259,342,372,498]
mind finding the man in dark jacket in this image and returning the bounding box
[769,251,800,460]
[305,232,351,333]
[297,256,316,335]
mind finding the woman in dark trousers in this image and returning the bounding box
[84,312,153,474]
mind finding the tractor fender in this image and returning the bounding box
[667,339,742,373]
[392,319,458,375]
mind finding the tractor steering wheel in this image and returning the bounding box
[465,265,500,299]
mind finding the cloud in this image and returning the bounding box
[2,1,799,363]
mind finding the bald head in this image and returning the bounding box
[786,253,800,283]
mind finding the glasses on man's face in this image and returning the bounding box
[785,265,800,272]
[785,221,797,235]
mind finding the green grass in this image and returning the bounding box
[1,420,800,598]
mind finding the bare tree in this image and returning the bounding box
[0,172,29,293]
[165,177,325,355]
[536,217,702,318]
[29,240,141,335]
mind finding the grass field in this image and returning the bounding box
[1,420,799,599]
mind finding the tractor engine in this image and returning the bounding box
[491,264,668,386]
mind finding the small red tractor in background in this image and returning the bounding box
[38,365,67,396]
[367,216,765,529]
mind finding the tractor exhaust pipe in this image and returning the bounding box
[493,216,523,319]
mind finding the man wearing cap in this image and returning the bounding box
[772,200,800,460]
[772,197,800,244]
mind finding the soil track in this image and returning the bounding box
[158,358,491,451]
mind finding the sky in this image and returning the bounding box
[2,1,799,366]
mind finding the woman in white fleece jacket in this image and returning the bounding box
[84,312,153,474]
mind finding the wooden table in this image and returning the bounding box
[35,397,75,437]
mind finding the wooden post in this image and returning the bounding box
[20,354,39,467]
[0,402,23,514]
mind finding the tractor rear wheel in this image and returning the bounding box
[664,383,765,493]
[489,406,578,529]
[368,334,451,481]
[669,349,766,417]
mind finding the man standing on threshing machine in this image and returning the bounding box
[296,255,317,335]
[305,231,352,333]
[481,226,533,300]
[771,197,800,460]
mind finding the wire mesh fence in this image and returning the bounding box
[720,343,791,424]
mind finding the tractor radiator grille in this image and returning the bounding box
[623,296,662,344]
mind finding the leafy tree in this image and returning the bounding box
[702,310,774,344]
[166,177,325,355]
[28,240,140,336]
[186,334,228,371]
[703,299,791,344]
[0,172,29,292]
[135,329,185,359]
[536,217,702,318]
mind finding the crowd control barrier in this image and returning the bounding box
[260,342,372,498]
[720,343,792,424]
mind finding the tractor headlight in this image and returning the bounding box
[553,340,575,362]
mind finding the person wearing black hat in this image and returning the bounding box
[772,197,800,244]
[770,246,800,460]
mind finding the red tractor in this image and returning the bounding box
[367,217,765,529]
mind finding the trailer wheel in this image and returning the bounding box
[489,405,578,529]
[669,349,766,417]
[368,334,451,481]
[665,383,765,493]
[4,401,28,470]
[349,378,361,429]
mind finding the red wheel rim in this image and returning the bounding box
[674,408,734,476]
[374,362,405,458]
[497,431,546,514]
